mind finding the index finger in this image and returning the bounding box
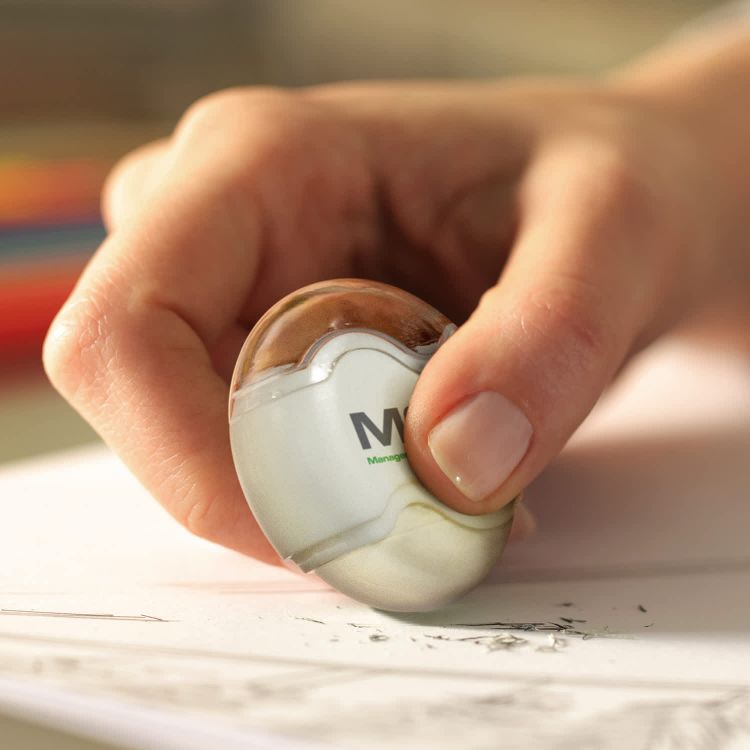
[43,92,317,561]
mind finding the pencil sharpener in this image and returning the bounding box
[229,279,515,612]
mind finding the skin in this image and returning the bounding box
[44,24,750,565]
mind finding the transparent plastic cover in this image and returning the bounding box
[229,279,453,414]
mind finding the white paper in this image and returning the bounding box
[1,336,750,749]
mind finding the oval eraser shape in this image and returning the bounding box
[228,279,515,612]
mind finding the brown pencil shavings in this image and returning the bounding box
[347,623,380,629]
[452,621,572,632]
[449,621,603,640]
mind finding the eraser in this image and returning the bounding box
[229,279,514,611]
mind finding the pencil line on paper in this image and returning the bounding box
[0,609,168,622]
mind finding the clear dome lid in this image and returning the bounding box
[229,279,454,417]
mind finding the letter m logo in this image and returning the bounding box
[349,408,405,450]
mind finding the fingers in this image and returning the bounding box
[406,143,677,515]
[43,90,337,563]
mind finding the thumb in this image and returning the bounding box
[405,163,669,515]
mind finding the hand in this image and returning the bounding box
[43,78,734,562]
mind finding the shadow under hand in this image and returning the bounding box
[387,423,750,638]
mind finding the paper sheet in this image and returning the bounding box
[1,337,750,749]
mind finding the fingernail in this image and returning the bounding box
[427,392,532,502]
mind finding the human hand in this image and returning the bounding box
[43,76,738,562]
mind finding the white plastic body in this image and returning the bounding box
[229,330,514,612]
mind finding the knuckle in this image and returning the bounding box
[172,87,323,197]
[592,145,644,210]
[175,86,302,146]
[43,292,116,403]
[181,484,235,545]
[569,139,652,228]
[183,493,218,541]
[102,152,133,204]
[177,88,251,135]
[148,459,215,541]
[519,277,612,371]
[105,141,154,191]
[102,139,166,226]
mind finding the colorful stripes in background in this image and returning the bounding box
[0,157,111,361]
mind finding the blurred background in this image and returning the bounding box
[0,0,726,464]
